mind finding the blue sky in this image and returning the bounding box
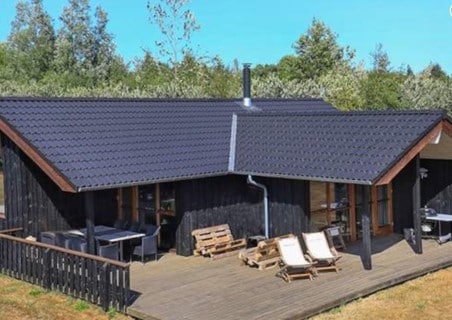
[1,0,451,73]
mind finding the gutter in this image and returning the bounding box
[247,175,269,239]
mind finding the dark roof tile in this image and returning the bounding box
[234,110,445,184]
[0,97,335,190]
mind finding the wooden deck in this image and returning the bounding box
[128,235,452,320]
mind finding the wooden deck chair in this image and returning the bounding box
[276,236,316,283]
[302,232,341,273]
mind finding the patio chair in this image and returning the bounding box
[40,231,56,245]
[54,233,69,247]
[113,219,125,229]
[129,221,140,232]
[302,231,341,273]
[419,207,438,239]
[143,224,160,236]
[98,243,119,260]
[64,236,88,253]
[275,236,316,283]
[131,227,160,263]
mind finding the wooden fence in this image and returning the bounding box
[0,228,130,312]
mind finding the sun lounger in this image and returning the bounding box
[302,231,341,273]
[276,236,316,283]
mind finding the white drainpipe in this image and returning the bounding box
[247,175,269,239]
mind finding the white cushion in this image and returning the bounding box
[303,232,335,260]
[278,237,310,267]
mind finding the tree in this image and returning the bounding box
[53,0,118,86]
[421,63,448,81]
[277,55,301,81]
[319,65,366,110]
[133,51,171,88]
[7,0,55,80]
[91,6,116,81]
[360,72,405,109]
[292,19,354,80]
[253,63,278,79]
[147,0,200,79]
[371,43,390,73]
[402,74,452,111]
[406,65,414,76]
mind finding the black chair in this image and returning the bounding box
[113,219,124,229]
[64,236,88,253]
[129,222,140,232]
[40,231,56,245]
[98,243,119,260]
[143,224,160,236]
[121,220,130,230]
[132,227,160,263]
[54,233,68,247]
[420,207,438,239]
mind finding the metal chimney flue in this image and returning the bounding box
[243,63,252,107]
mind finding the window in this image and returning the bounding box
[377,185,389,226]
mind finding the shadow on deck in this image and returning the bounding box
[128,235,452,320]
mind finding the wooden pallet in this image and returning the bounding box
[239,234,294,270]
[192,224,246,259]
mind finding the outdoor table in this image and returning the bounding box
[80,225,145,260]
[426,213,452,244]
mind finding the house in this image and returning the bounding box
[0,68,452,272]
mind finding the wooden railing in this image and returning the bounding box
[0,228,130,312]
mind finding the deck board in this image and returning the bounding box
[128,235,452,320]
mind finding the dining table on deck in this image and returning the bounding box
[426,213,452,244]
[79,225,145,261]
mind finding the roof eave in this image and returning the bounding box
[232,170,373,186]
[373,118,445,186]
[0,117,77,193]
[75,171,233,192]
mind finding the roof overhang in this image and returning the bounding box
[0,118,77,193]
[374,119,452,185]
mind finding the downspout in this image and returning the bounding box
[247,175,269,239]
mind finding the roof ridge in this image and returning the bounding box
[236,109,446,117]
[0,96,240,102]
[0,96,325,102]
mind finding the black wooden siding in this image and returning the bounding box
[174,175,309,256]
[392,158,417,234]
[0,135,117,236]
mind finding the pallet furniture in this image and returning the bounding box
[192,224,246,259]
[238,234,293,270]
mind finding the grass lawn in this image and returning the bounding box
[0,274,131,320]
[312,266,452,320]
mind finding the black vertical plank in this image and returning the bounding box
[92,260,98,304]
[413,154,423,254]
[43,248,51,289]
[361,185,372,270]
[99,263,108,311]
[117,267,124,311]
[124,267,130,312]
[110,266,117,310]
[84,192,96,255]
[80,257,86,300]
